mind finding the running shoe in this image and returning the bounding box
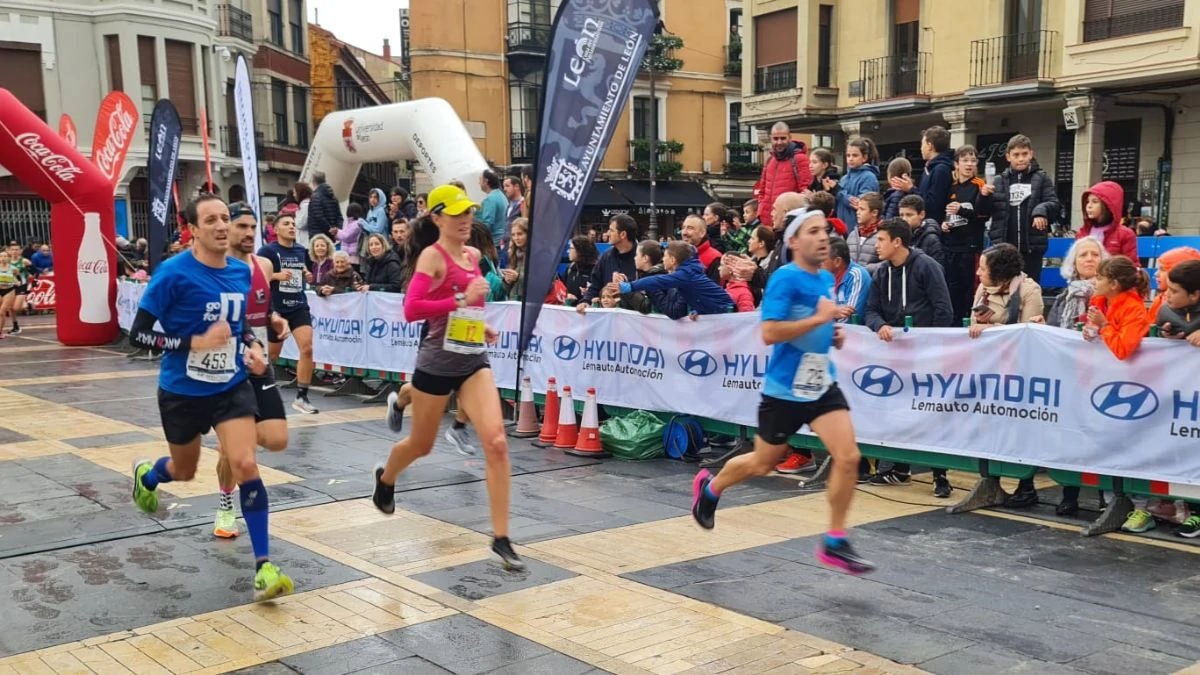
[131,459,159,514]
[775,453,816,474]
[213,508,239,538]
[816,538,875,575]
[292,396,318,415]
[691,469,718,530]
[492,537,526,571]
[372,466,395,514]
[1175,515,1200,539]
[1121,509,1156,533]
[253,562,294,602]
[933,476,952,499]
[9,325,20,335]
[444,426,475,456]
[868,470,911,486]
[385,390,405,433]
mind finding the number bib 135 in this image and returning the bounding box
[791,353,831,401]
[187,338,239,383]
[443,307,486,355]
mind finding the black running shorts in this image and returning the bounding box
[756,385,850,446]
[158,379,258,445]
[410,364,490,397]
[268,307,313,343]
[250,373,287,422]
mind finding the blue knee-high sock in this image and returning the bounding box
[238,478,270,566]
[140,457,174,490]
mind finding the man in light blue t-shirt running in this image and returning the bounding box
[691,209,874,575]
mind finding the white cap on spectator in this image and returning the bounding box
[115,236,130,247]
[782,209,824,243]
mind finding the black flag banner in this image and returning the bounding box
[518,0,660,353]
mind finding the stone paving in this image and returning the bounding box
[1,317,1198,675]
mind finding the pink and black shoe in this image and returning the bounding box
[816,537,875,575]
[691,470,718,530]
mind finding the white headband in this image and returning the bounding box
[783,209,825,242]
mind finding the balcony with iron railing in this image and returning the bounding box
[220,125,265,158]
[216,4,253,43]
[511,132,538,164]
[753,62,797,94]
[968,31,1057,98]
[726,38,742,77]
[628,139,683,180]
[857,53,930,109]
[724,143,762,177]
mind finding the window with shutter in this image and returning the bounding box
[1083,0,1184,42]
[105,36,123,92]
[0,45,45,120]
[165,40,197,134]
[753,8,798,94]
[272,79,289,145]
[138,36,157,121]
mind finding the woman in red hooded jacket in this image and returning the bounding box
[1076,181,1138,262]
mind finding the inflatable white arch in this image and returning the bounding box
[299,98,490,203]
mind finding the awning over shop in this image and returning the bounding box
[608,179,715,217]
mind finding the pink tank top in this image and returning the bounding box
[247,258,271,340]
[415,243,488,376]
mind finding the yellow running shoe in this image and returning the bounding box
[253,562,294,602]
[213,509,239,539]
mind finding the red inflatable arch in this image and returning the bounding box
[0,89,118,346]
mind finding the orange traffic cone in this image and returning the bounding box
[508,376,540,438]
[553,386,579,449]
[567,387,609,457]
[531,377,560,448]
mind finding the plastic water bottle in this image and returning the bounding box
[985,162,997,185]
[903,315,913,332]
[77,212,112,324]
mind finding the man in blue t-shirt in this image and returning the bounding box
[690,209,875,575]
[258,212,318,414]
[129,193,294,602]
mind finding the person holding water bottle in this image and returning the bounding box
[942,145,994,321]
[372,184,525,571]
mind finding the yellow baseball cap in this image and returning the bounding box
[427,184,479,216]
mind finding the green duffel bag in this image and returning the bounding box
[600,410,666,461]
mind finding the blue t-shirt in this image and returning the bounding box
[760,264,837,403]
[480,190,509,244]
[138,251,252,397]
[258,242,311,312]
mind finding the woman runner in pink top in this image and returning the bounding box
[372,184,524,571]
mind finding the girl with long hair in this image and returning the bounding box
[373,185,524,570]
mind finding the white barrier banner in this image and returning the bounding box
[132,283,1200,486]
[117,281,145,330]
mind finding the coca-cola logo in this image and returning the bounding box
[27,278,55,310]
[79,259,110,276]
[16,133,82,184]
[95,101,136,179]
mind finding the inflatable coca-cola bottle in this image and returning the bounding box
[0,89,118,346]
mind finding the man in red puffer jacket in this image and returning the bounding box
[755,121,811,230]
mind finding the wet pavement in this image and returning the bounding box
[0,317,1197,674]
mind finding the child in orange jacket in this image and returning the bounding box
[1085,255,1150,360]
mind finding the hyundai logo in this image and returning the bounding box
[677,349,718,377]
[553,335,580,361]
[1091,381,1158,421]
[368,318,389,338]
[852,365,904,397]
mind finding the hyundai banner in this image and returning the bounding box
[147,99,182,271]
[519,0,660,353]
[128,279,1200,487]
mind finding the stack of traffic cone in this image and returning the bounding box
[552,386,579,450]
[508,376,540,438]
[531,377,560,448]
[567,387,610,458]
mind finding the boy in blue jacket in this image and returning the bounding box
[610,241,734,316]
